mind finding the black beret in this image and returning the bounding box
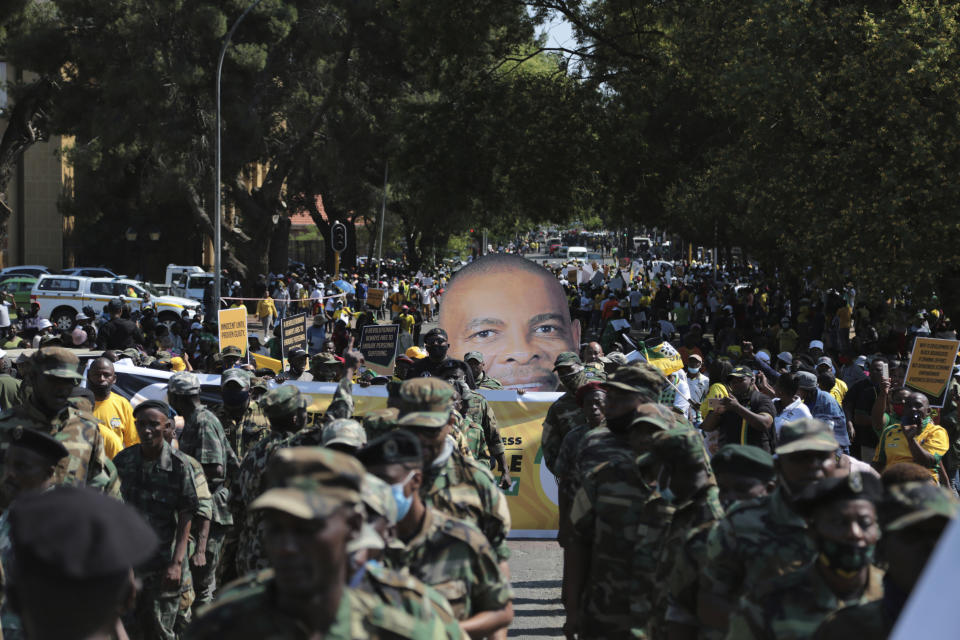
[793,471,883,517]
[712,444,776,481]
[133,399,174,419]
[10,486,158,579]
[7,426,69,463]
[357,430,422,468]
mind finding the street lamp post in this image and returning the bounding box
[214,0,265,319]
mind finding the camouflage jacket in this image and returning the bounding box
[178,405,239,526]
[232,430,294,576]
[475,373,503,390]
[213,401,271,460]
[666,520,717,632]
[571,457,675,639]
[324,376,355,422]
[350,560,467,640]
[649,484,724,639]
[461,391,503,457]
[113,441,202,571]
[813,597,890,640]
[702,486,816,611]
[728,562,884,640]
[0,399,116,497]
[393,508,511,621]
[187,570,455,639]
[541,392,582,475]
[181,451,214,523]
[452,411,488,462]
[421,445,512,563]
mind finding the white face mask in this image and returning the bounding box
[687,366,700,375]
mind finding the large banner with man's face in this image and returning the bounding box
[110,364,561,536]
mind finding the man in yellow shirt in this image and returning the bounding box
[397,305,416,335]
[873,391,949,482]
[87,357,139,448]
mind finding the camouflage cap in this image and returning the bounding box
[260,384,307,420]
[552,352,582,370]
[251,447,363,520]
[347,522,386,554]
[221,345,243,358]
[167,371,200,395]
[639,427,708,467]
[34,347,82,382]
[883,481,960,531]
[154,350,173,364]
[311,352,341,366]
[397,411,451,431]
[776,418,839,455]
[122,348,141,363]
[361,473,399,525]
[793,471,883,517]
[322,418,367,449]
[398,378,455,415]
[463,351,484,363]
[601,363,665,397]
[362,408,400,440]
[712,444,776,480]
[221,368,251,389]
[728,365,755,380]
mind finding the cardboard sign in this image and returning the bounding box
[358,324,400,376]
[217,307,248,356]
[366,288,385,309]
[280,313,308,367]
[904,337,960,407]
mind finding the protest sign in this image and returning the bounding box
[358,323,400,376]
[217,307,248,356]
[904,337,960,407]
[366,288,385,309]
[280,313,307,368]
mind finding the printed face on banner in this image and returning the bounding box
[439,257,581,391]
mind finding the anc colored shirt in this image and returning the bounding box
[873,418,949,481]
[98,423,124,459]
[93,391,139,448]
[712,391,776,453]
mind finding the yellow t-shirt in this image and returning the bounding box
[94,392,139,448]
[829,379,848,407]
[98,424,124,460]
[398,313,415,334]
[874,420,949,481]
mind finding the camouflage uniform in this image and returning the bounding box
[460,389,504,460]
[541,390,582,476]
[570,448,674,639]
[213,400,271,461]
[0,348,116,497]
[176,452,214,634]
[395,507,512,621]
[362,407,400,441]
[452,409,487,462]
[114,440,203,640]
[475,372,503,390]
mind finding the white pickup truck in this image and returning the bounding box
[31,275,202,330]
[166,264,213,303]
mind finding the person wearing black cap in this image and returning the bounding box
[409,328,454,379]
[8,486,158,640]
[113,400,204,640]
[701,365,776,453]
[280,347,311,382]
[727,471,884,640]
[360,431,514,638]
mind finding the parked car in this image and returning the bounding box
[61,267,122,278]
[0,276,38,309]
[32,275,201,330]
[0,265,50,278]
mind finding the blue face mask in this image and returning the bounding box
[687,366,700,375]
[391,471,416,521]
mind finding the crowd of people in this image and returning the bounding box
[0,244,954,639]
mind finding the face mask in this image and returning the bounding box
[558,370,586,392]
[221,388,249,406]
[687,367,700,375]
[425,344,448,360]
[817,538,876,574]
[391,471,416,521]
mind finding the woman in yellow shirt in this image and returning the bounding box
[256,289,277,339]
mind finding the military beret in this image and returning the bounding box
[133,399,174,419]
[423,327,448,342]
[221,345,243,358]
[553,352,582,370]
[322,418,367,450]
[777,418,839,455]
[601,363,665,397]
[358,430,423,467]
[362,408,400,440]
[221,368,251,389]
[7,425,69,463]
[361,473,400,524]
[10,487,158,580]
[464,351,484,363]
[167,371,200,395]
[793,471,883,516]
[882,481,960,531]
[259,385,307,420]
[397,411,451,431]
[711,444,776,481]
[34,347,82,382]
[575,381,605,407]
[252,447,364,520]
[398,378,455,415]
[311,352,341,366]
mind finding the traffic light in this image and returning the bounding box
[331,221,347,253]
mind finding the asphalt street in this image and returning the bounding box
[507,539,565,639]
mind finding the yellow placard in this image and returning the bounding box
[218,307,248,356]
[251,353,282,373]
[904,337,960,405]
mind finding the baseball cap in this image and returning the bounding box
[600,363,664,396]
[221,368,251,389]
[463,351,484,363]
[637,427,707,468]
[397,378,455,415]
[423,328,448,342]
[711,444,775,480]
[777,352,793,365]
[809,340,825,351]
[796,371,818,390]
[221,345,243,358]
[552,352,582,370]
[884,481,960,531]
[322,419,368,449]
[776,418,839,455]
[34,347,82,382]
[405,346,427,360]
[167,371,200,395]
[361,473,400,525]
[251,448,364,520]
[793,471,883,517]
[397,411,451,430]
[727,366,755,380]
[260,385,307,420]
[287,347,307,360]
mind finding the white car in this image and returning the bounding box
[32,275,201,330]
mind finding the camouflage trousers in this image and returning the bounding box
[128,562,186,640]
[190,523,227,613]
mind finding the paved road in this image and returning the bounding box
[507,539,565,639]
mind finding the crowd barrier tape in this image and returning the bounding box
[220,292,348,303]
[110,364,561,536]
